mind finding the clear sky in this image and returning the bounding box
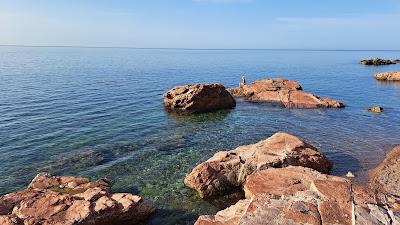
[1,0,400,49]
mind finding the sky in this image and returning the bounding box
[0,0,400,49]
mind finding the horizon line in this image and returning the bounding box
[1,44,400,52]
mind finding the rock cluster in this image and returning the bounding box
[229,78,345,109]
[195,148,400,225]
[189,135,400,225]
[360,58,396,65]
[0,173,155,225]
[184,132,332,198]
[375,72,400,81]
[164,84,236,113]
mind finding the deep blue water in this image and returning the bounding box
[1,47,400,224]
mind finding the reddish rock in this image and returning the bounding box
[195,145,400,225]
[374,72,400,81]
[229,78,344,109]
[184,132,332,198]
[163,84,236,113]
[0,173,155,225]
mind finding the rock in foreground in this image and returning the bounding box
[370,146,400,207]
[0,173,155,225]
[184,132,332,198]
[229,78,344,109]
[164,84,236,113]
[195,146,400,225]
[360,58,395,65]
[375,72,400,81]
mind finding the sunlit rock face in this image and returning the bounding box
[375,72,400,81]
[184,132,333,198]
[229,78,345,109]
[0,173,155,225]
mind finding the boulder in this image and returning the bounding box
[0,173,155,225]
[229,78,344,109]
[370,146,400,209]
[375,72,400,81]
[368,106,383,113]
[163,84,236,113]
[360,58,395,65]
[184,132,332,198]
[196,166,399,225]
[393,59,400,64]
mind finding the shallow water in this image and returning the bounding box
[0,47,400,224]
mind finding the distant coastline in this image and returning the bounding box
[1,44,400,52]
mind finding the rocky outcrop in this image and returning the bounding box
[229,78,345,109]
[368,106,383,113]
[164,84,236,113]
[184,132,332,198]
[0,173,155,225]
[360,58,395,65]
[196,166,399,225]
[195,145,400,225]
[375,72,400,81]
[370,146,400,210]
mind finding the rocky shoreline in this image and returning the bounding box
[190,133,400,225]
[0,173,155,225]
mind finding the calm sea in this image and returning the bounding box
[1,47,400,224]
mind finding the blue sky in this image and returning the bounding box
[1,0,400,49]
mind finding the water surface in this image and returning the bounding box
[1,47,400,224]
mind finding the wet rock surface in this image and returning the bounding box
[360,58,396,65]
[184,132,332,198]
[164,84,236,113]
[0,173,155,225]
[375,72,400,81]
[193,145,400,225]
[229,78,345,109]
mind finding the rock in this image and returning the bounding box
[196,166,399,225]
[163,84,236,113]
[184,132,332,198]
[370,146,400,205]
[229,78,345,109]
[393,59,400,64]
[368,106,383,113]
[0,173,155,225]
[375,72,400,81]
[360,58,395,65]
[346,171,355,178]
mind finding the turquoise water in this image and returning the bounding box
[1,47,400,224]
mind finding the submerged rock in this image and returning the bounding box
[0,173,155,225]
[229,78,345,109]
[375,72,400,81]
[163,84,236,113]
[360,58,395,65]
[184,132,332,198]
[195,146,400,225]
[368,106,383,113]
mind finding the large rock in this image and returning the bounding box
[0,173,155,225]
[163,84,236,113]
[360,58,395,65]
[184,132,332,198]
[229,78,344,109]
[375,72,400,81]
[196,166,399,225]
[370,146,400,210]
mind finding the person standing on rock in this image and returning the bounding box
[240,75,246,87]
